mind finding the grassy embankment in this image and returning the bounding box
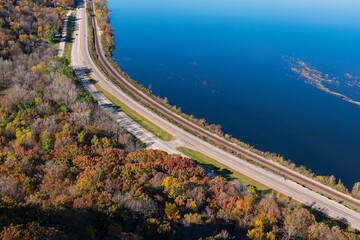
[177,146,271,193]
[63,12,76,61]
[88,15,359,233]
[177,147,360,232]
[87,3,360,220]
[94,83,174,141]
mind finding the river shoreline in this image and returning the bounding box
[102,0,358,192]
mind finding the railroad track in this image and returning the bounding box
[88,0,360,211]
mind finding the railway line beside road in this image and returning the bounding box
[70,0,360,230]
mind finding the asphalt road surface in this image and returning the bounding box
[69,0,360,230]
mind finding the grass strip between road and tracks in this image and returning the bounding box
[86,6,360,216]
[177,146,271,193]
[178,146,360,232]
[94,83,174,141]
[94,82,357,232]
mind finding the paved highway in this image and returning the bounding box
[70,0,360,230]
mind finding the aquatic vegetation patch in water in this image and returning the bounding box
[285,56,360,107]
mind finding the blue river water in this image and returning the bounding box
[108,0,360,188]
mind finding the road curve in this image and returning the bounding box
[71,0,360,230]
[87,0,360,212]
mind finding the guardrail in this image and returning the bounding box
[87,0,360,211]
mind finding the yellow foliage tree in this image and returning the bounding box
[37,26,43,37]
[15,6,21,14]
[165,202,180,222]
[162,176,183,198]
[247,220,275,240]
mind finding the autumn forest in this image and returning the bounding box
[0,0,359,239]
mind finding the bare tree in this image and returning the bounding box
[0,177,22,199]
[284,208,315,239]
[44,73,78,106]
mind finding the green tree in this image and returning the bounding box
[44,28,55,42]
[35,97,43,106]
[77,92,96,104]
[42,138,54,154]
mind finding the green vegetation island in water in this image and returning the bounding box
[285,56,360,107]
[0,0,358,239]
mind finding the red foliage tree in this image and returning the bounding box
[161,157,197,171]
[102,148,125,160]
